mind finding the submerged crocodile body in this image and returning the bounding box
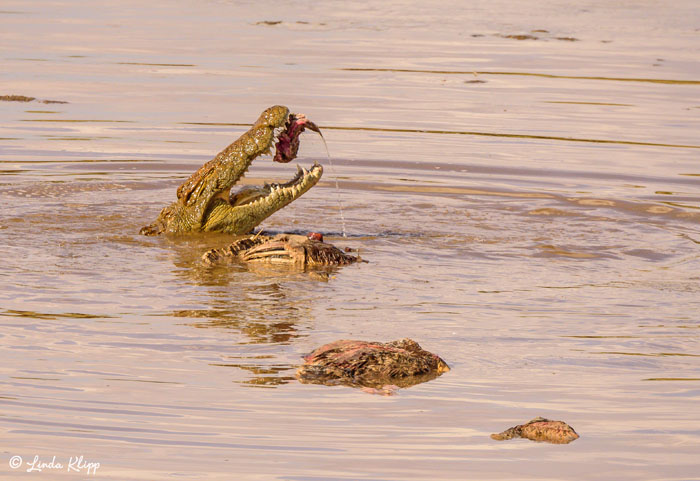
[202,233,360,267]
[141,105,322,235]
[296,338,450,390]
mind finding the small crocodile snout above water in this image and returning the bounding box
[491,417,580,444]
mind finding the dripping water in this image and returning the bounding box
[311,129,348,238]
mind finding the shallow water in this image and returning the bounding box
[1,1,699,479]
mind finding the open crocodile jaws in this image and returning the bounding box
[140,105,322,235]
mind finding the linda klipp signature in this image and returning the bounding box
[9,454,100,475]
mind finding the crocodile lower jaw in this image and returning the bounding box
[229,162,323,213]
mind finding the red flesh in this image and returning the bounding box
[273,115,309,163]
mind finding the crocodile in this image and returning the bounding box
[491,417,579,444]
[296,338,450,391]
[140,105,322,235]
[201,232,360,267]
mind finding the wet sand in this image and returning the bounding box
[1,1,699,479]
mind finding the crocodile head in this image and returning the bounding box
[140,105,323,235]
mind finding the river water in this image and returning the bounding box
[1,1,699,479]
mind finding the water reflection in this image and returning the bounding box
[174,277,309,336]
[166,240,333,386]
[212,362,297,387]
[174,301,305,345]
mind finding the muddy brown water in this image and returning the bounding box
[1,1,699,479]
